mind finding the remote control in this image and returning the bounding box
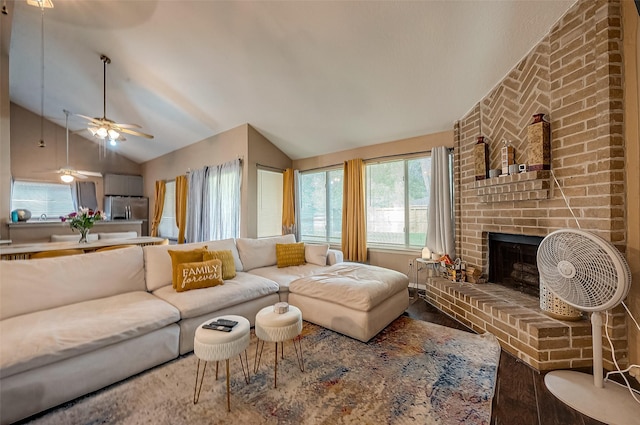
[213,319,238,327]
[202,324,232,332]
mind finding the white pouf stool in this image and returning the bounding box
[193,315,250,411]
[254,304,304,388]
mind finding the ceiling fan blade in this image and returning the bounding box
[113,123,142,129]
[76,170,103,177]
[120,128,154,139]
[75,113,104,125]
[71,172,89,179]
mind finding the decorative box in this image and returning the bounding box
[474,136,489,181]
[527,113,551,171]
[501,141,515,175]
[274,302,289,314]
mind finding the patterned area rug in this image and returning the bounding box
[23,316,501,425]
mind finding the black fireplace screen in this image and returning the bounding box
[488,233,543,297]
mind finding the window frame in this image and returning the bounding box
[365,154,433,250]
[298,167,343,244]
[10,179,75,221]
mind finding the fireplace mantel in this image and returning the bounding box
[474,170,550,203]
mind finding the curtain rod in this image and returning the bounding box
[298,147,453,173]
[256,163,285,172]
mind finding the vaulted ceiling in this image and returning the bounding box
[7,0,575,164]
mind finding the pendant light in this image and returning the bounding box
[60,110,74,183]
[37,1,47,148]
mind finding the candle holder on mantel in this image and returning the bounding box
[474,136,489,181]
[527,113,551,171]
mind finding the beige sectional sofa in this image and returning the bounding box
[0,234,408,424]
[0,247,180,425]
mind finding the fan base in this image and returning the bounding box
[545,370,639,425]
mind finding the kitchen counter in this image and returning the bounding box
[7,220,143,227]
[0,236,166,260]
[6,220,145,244]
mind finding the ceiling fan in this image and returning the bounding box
[75,54,153,145]
[48,110,103,183]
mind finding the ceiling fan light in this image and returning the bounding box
[107,129,120,140]
[60,173,74,183]
[109,138,117,146]
[96,127,108,138]
[27,0,54,8]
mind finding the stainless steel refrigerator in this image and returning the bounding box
[103,196,149,236]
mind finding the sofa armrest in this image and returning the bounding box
[327,249,343,265]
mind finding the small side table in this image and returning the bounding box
[412,258,440,300]
[254,305,304,388]
[193,315,250,411]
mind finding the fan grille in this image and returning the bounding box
[537,229,631,311]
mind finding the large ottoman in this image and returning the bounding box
[288,262,409,342]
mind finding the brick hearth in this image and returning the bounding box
[424,279,593,371]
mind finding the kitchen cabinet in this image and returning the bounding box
[104,174,144,196]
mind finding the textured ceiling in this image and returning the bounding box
[8,0,575,163]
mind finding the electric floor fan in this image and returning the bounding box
[537,228,639,424]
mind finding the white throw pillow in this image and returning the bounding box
[236,234,296,271]
[305,244,329,266]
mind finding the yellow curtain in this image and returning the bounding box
[175,175,188,244]
[282,168,295,235]
[342,158,367,262]
[150,180,166,237]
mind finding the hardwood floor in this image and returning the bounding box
[405,296,607,425]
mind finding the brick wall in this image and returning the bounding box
[452,0,627,370]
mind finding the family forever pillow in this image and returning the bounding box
[175,258,223,292]
[305,243,329,266]
[167,247,208,289]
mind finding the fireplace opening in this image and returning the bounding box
[488,233,543,297]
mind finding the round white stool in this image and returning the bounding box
[254,305,304,388]
[193,315,250,411]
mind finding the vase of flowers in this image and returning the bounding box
[60,208,103,243]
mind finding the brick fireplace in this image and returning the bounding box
[426,0,629,371]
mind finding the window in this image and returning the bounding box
[299,169,343,244]
[257,169,283,238]
[158,180,178,239]
[366,156,431,248]
[11,180,74,219]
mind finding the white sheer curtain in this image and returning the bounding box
[185,159,242,243]
[209,158,242,240]
[186,167,210,243]
[426,146,455,258]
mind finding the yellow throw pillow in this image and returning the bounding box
[276,242,306,268]
[175,258,223,292]
[203,250,237,280]
[167,247,208,289]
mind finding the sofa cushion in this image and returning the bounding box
[288,262,409,312]
[175,258,223,292]
[248,264,329,292]
[0,291,180,379]
[143,239,243,292]
[305,244,329,266]
[152,272,279,319]
[203,250,237,280]
[236,234,296,271]
[168,247,209,289]
[0,246,146,321]
[276,242,306,268]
